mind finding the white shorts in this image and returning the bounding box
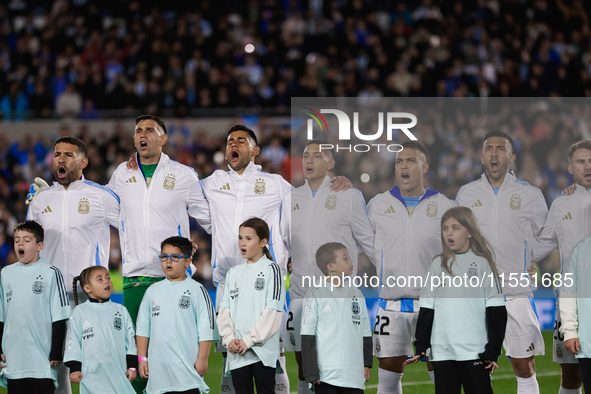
[285,298,303,352]
[503,296,545,358]
[553,299,578,364]
[373,299,420,358]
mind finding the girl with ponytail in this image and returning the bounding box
[64,266,137,393]
[217,217,285,393]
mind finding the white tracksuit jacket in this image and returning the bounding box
[27,176,120,292]
[367,186,456,300]
[201,161,291,285]
[533,184,591,272]
[456,172,548,296]
[290,176,375,299]
[107,153,211,278]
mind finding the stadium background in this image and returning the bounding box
[0,0,589,392]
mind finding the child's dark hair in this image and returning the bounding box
[72,266,108,305]
[161,236,192,256]
[239,217,273,261]
[316,242,347,276]
[14,220,44,243]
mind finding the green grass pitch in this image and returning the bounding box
[0,331,566,393]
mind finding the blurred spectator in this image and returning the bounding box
[55,84,83,117]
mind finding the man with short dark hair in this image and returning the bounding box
[108,114,211,393]
[457,130,548,394]
[367,141,455,393]
[27,135,121,394]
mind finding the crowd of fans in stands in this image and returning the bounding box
[1,0,591,120]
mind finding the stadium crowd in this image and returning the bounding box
[2,0,591,282]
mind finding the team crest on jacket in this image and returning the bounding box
[255,272,265,291]
[113,311,122,330]
[426,202,438,218]
[325,195,337,210]
[510,194,521,210]
[254,178,266,194]
[179,290,191,309]
[78,197,90,214]
[289,333,296,347]
[375,337,381,352]
[32,275,44,294]
[163,173,176,190]
[467,262,478,278]
[352,298,360,315]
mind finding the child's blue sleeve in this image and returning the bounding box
[264,263,284,312]
[49,267,70,322]
[195,284,217,342]
[135,291,151,338]
[63,310,82,364]
[300,291,318,336]
[123,307,137,356]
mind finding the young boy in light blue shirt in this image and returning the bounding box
[0,220,70,393]
[136,236,217,394]
[301,242,373,393]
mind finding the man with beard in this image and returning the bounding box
[367,141,455,394]
[531,140,591,394]
[200,124,292,394]
[457,130,548,394]
[27,136,120,394]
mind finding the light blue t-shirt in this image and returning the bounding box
[136,278,218,394]
[221,256,284,372]
[419,250,504,361]
[301,285,372,390]
[402,196,420,208]
[0,259,70,386]
[64,300,136,394]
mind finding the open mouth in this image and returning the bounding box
[490,159,499,172]
[305,166,314,174]
[447,238,455,246]
[18,248,24,257]
[57,166,67,178]
[230,151,239,162]
[104,285,111,291]
[140,141,148,149]
[240,248,247,254]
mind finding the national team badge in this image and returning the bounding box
[510,194,521,210]
[467,262,478,278]
[179,290,191,309]
[375,338,381,353]
[325,195,337,210]
[32,275,44,294]
[78,198,89,214]
[426,202,438,218]
[352,298,360,315]
[255,272,265,291]
[113,311,122,330]
[556,343,563,358]
[289,333,296,347]
[163,174,176,190]
[254,178,266,194]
